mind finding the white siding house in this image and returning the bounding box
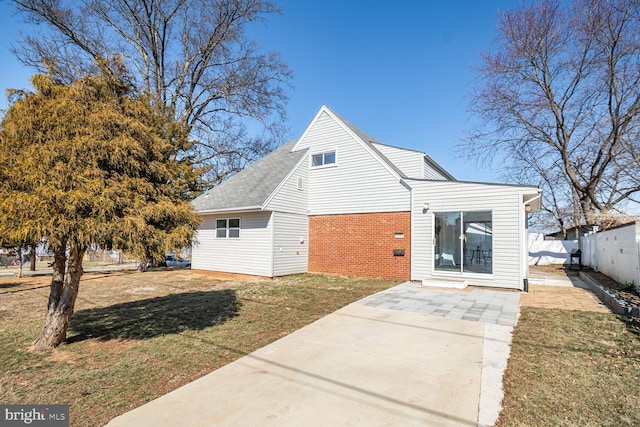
[410,180,539,289]
[272,212,309,277]
[293,108,411,215]
[192,211,274,276]
[371,143,425,179]
[191,139,309,277]
[264,154,309,215]
[190,105,541,289]
[423,155,454,180]
[371,143,454,181]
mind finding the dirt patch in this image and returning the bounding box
[47,348,80,365]
[530,264,580,276]
[0,275,51,293]
[584,270,640,307]
[47,339,139,367]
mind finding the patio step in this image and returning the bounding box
[421,279,469,289]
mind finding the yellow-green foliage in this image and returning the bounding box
[0,72,201,261]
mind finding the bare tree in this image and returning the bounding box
[464,0,640,228]
[10,0,291,184]
[504,153,581,237]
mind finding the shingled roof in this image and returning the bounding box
[192,140,306,212]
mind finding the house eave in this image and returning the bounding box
[523,190,543,212]
[196,206,263,215]
[423,154,456,181]
[399,178,413,190]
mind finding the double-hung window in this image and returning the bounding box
[311,150,336,167]
[216,218,240,238]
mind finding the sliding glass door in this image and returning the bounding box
[434,211,492,274]
[434,212,461,272]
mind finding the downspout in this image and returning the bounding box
[523,201,529,292]
[269,211,275,278]
[522,192,541,292]
[400,179,413,281]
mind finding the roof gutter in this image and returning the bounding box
[195,205,263,215]
[523,190,543,212]
[423,154,457,181]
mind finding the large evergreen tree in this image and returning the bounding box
[0,69,201,350]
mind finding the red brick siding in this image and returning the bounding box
[309,212,411,279]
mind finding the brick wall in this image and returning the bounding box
[309,212,411,279]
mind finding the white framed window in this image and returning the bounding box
[311,150,336,167]
[216,218,240,238]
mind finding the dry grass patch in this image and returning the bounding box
[497,307,640,426]
[0,270,398,426]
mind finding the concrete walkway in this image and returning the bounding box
[107,282,517,427]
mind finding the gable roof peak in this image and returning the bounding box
[316,106,409,180]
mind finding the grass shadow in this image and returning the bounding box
[622,316,640,340]
[0,282,24,290]
[68,289,240,342]
[80,270,140,281]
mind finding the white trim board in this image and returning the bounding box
[421,279,469,289]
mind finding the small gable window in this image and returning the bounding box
[216,218,240,238]
[311,150,336,167]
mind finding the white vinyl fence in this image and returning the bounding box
[580,222,640,290]
[528,233,579,265]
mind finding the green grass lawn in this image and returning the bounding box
[0,270,398,426]
[2,270,639,426]
[497,307,640,426]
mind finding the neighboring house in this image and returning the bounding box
[191,106,542,290]
[546,225,592,241]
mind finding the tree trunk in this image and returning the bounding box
[580,199,599,227]
[554,214,567,240]
[17,248,23,278]
[30,246,36,271]
[32,244,84,350]
[138,260,148,272]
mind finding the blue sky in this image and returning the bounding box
[0,0,516,183]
